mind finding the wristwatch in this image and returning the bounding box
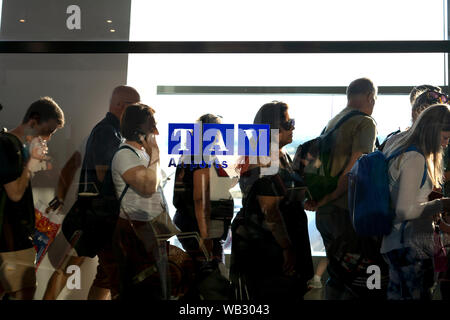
[48,196,63,211]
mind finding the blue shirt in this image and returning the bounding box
[78,112,123,196]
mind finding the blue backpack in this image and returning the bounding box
[348,145,427,236]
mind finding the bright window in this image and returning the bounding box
[128,0,448,256]
[130,0,445,41]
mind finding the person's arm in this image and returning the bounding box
[3,164,31,202]
[312,117,376,210]
[95,165,109,183]
[121,160,160,196]
[314,151,363,208]
[258,194,296,274]
[56,151,82,201]
[258,195,291,248]
[394,152,443,222]
[46,150,82,212]
[193,168,211,239]
[119,136,160,196]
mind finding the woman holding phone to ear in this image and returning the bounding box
[111,103,174,300]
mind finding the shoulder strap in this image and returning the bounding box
[118,144,140,157]
[379,129,401,149]
[322,110,367,138]
[386,145,427,188]
[375,137,381,150]
[116,144,141,204]
[285,152,293,165]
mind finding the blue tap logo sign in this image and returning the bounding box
[168,123,199,156]
[168,123,270,158]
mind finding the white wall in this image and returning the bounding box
[0,53,131,300]
[0,0,132,300]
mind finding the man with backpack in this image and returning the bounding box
[304,78,386,299]
[0,97,65,300]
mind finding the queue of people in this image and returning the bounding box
[1,79,450,301]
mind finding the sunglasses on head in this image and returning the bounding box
[281,118,295,131]
[424,90,449,104]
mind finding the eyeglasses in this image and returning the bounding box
[281,118,295,131]
[423,90,449,104]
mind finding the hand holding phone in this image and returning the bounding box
[141,133,159,162]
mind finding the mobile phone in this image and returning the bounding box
[133,129,146,144]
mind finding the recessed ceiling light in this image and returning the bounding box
[19,19,26,23]
[110,29,116,33]
[106,20,112,24]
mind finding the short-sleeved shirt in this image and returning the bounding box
[323,106,377,208]
[112,143,165,222]
[0,132,35,252]
[78,112,123,197]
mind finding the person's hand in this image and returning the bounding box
[304,200,318,211]
[199,238,214,259]
[141,133,160,163]
[306,192,337,211]
[282,247,296,276]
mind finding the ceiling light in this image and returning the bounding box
[106,20,112,23]
[19,19,26,23]
[110,29,116,33]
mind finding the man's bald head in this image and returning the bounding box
[109,85,141,119]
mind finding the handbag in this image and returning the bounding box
[61,193,121,258]
[147,201,181,241]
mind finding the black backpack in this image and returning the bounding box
[0,131,34,242]
[377,129,401,152]
[293,110,368,202]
